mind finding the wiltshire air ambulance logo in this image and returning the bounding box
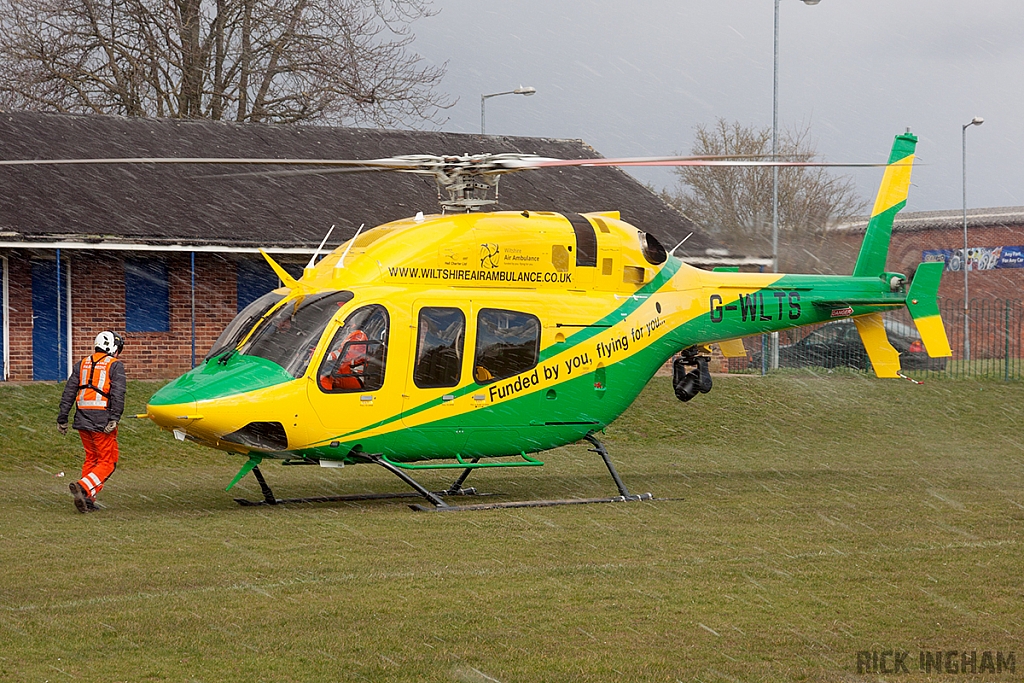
[480,243,500,268]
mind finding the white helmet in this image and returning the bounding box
[94,331,125,356]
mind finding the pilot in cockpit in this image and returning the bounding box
[318,305,388,392]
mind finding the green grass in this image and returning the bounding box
[1,375,1022,682]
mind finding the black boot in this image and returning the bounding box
[69,482,89,514]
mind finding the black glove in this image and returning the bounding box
[57,422,68,435]
[103,420,118,434]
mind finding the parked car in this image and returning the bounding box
[749,318,948,371]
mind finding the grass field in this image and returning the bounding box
[1,373,1022,682]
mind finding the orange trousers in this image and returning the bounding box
[76,428,119,500]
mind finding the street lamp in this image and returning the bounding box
[480,86,536,135]
[767,0,819,372]
[962,115,983,364]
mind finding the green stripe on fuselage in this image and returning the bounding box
[149,354,295,406]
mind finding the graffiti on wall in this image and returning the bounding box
[923,246,1024,272]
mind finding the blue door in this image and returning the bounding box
[32,260,69,381]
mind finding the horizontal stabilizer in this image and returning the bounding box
[853,313,901,378]
[906,262,953,358]
[717,339,748,358]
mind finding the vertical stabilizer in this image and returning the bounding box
[906,261,953,357]
[852,132,917,278]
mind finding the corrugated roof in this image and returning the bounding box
[835,206,1024,234]
[0,110,725,257]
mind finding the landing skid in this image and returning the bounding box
[233,434,653,512]
[409,494,652,513]
[232,464,488,506]
[396,433,653,512]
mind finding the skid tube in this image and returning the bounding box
[234,435,654,511]
[232,463,487,507]
[410,433,653,512]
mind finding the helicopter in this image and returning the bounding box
[6,130,951,511]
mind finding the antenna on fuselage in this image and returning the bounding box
[335,224,365,270]
[306,224,336,270]
[669,232,693,256]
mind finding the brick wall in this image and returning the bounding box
[831,224,1024,304]
[6,252,34,381]
[69,253,126,376]
[4,250,242,381]
[116,253,238,379]
[887,226,1024,303]
[824,224,1024,362]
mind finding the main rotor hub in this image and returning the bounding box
[389,153,554,211]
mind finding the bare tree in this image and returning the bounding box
[0,0,452,126]
[662,119,866,273]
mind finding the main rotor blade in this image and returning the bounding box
[523,156,897,169]
[0,156,422,169]
[0,153,904,173]
[203,166,397,179]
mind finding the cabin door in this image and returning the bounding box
[306,303,395,444]
[399,301,473,456]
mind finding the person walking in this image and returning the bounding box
[57,331,126,513]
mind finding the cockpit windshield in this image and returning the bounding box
[238,290,354,378]
[205,291,285,361]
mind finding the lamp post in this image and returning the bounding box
[480,86,536,135]
[767,0,819,372]
[962,115,983,364]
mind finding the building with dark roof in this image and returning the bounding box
[0,110,755,380]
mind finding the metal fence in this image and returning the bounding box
[725,299,1024,380]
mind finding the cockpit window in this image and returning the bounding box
[317,305,390,392]
[239,290,354,378]
[205,291,285,361]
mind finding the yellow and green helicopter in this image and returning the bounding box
[11,131,952,510]
[135,130,951,510]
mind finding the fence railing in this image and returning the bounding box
[724,299,1024,380]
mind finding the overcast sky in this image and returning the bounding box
[409,0,1023,214]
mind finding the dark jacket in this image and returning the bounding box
[58,354,127,432]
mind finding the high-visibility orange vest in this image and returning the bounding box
[76,353,119,410]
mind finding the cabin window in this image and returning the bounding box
[473,308,540,384]
[206,290,285,360]
[414,307,465,388]
[318,304,390,393]
[240,290,354,378]
[125,258,169,332]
